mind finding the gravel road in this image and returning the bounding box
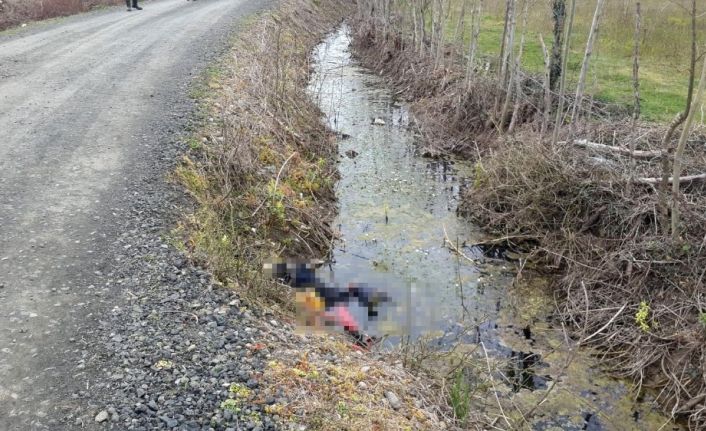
[0,1,276,429]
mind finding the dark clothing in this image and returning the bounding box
[126,0,138,7]
[286,263,389,318]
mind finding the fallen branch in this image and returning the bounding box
[442,224,477,263]
[634,173,706,185]
[468,234,538,247]
[570,139,663,159]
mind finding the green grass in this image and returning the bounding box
[443,0,706,123]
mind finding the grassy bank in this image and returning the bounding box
[175,1,464,429]
[0,0,121,30]
[444,0,706,122]
[352,4,706,429]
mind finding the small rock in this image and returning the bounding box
[385,391,401,410]
[357,381,367,390]
[360,366,370,373]
[344,149,359,159]
[94,410,109,423]
[160,416,179,428]
[372,118,385,126]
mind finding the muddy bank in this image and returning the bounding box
[348,10,706,430]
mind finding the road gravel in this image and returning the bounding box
[0,1,275,429]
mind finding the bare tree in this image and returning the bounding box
[549,0,566,91]
[498,0,518,130]
[509,0,530,133]
[464,0,482,87]
[632,2,641,122]
[658,0,697,234]
[671,47,706,240]
[570,0,605,126]
[453,0,468,58]
[551,0,575,146]
[539,33,552,139]
[497,0,513,80]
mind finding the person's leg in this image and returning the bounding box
[132,0,142,10]
[125,0,132,11]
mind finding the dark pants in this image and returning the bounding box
[126,0,138,7]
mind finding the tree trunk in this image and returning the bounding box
[411,1,419,50]
[550,0,575,146]
[549,0,566,91]
[539,33,552,140]
[658,0,697,235]
[497,0,512,80]
[465,0,482,87]
[632,2,641,122]
[498,0,517,131]
[670,48,706,240]
[570,0,605,126]
[509,0,529,134]
[453,0,468,56]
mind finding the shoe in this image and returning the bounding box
[127,7,132,11]
[134,6,143,10]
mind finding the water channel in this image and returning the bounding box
[308,25,677,431]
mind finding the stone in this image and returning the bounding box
[385,391,401,410]
[94,410,109,423]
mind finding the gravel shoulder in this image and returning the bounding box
[0,1,271,429]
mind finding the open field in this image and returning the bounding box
[445,0,706,122]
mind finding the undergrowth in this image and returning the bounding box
[352,7,706,430]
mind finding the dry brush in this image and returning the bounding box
[352,1,706,427]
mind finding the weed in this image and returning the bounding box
[635,301,651,332]
[449,369,471,423]
[228,383,252,399]
[186,137,202,151]
[220,399,240,413]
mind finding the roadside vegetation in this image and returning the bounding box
[175,0,460,429]
[0,0,121,30]
[353,0,706,428]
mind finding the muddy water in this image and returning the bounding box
[309,26,676,430]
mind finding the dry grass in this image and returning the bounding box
[176,0,345,308]
[259,335,463,431]
[0,0,121,30]
[352,7,706,430]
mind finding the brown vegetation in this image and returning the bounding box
[176,0,343,307]
[351,1,706,428]
[175,1,464,429]
[0,0,121,30]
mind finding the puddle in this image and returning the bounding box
[308,26,679,430]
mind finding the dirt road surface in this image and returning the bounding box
[0,1,269,429]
